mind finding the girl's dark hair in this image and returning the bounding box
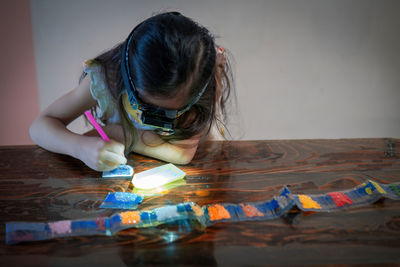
[80,12,234,152]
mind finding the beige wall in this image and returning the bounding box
[30,0,400,140]
[0,0,39,145]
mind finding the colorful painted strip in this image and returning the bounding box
[5,180,400,244]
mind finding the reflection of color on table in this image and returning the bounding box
[6,180,400,244]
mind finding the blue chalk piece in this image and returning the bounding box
[100,192,143,209]
[102,164,134,178]
[105,193,117,202]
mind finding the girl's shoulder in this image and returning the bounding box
[82,59,117,121]
[83,59,102,73]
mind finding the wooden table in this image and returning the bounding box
[0,139,399,266]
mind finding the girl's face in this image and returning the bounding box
[121,81,195,135]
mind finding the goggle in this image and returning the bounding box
[120,24,209,136]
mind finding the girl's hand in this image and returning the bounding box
[77,137,127,171]
[98,140,127,170]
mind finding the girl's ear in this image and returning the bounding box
[214,46,227,103]
[216,46,227,69]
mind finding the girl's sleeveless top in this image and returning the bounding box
[82,59,156,131]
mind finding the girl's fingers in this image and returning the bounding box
[104,141,125,154]
[97,161,118,171]
[98,150,127,171]
[101,150,127,165]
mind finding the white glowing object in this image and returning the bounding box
[131,163,186,189]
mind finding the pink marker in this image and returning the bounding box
[84,110,110,142]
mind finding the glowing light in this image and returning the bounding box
[131,164,185,190]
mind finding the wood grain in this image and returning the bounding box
[0,138,399,266]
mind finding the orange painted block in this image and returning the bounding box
[240,204,263,217]
[120,211,141,225]
[207,204,231,221]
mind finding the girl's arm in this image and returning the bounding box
[29,76,126,171]
[131,130,200,165]
[96,124,200,165]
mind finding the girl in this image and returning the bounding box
[30,12,233,171]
